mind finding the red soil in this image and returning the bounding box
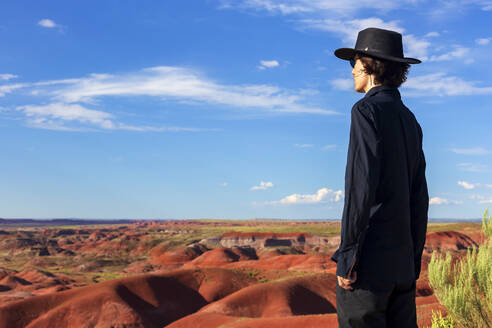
[424,231,478,251]
[199,272,337,317]
[151,244,209,268]
[168,273,337,328]
[221,232,311,238]
[0,267,255,328]
[167,312,339,328]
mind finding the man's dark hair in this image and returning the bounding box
[355,53,410,88]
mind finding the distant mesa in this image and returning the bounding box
[217,232,340,249]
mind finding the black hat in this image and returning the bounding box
[334,27,421,64]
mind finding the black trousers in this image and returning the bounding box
[336,278,417,328]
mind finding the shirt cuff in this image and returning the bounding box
[331,246,357,278]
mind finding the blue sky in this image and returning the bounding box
[1,0,492,219]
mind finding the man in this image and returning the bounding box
[330,28,429,328]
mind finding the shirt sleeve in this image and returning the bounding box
[331,101,382,278]
[410,124,429,280]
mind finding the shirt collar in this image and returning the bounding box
[364,85,400,99]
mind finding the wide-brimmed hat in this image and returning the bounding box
[334,27,421,64]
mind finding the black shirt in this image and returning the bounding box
[331,85,429,283]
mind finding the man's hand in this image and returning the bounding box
[337,270,357,290]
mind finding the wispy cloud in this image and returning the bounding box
[428,46,470,62]
[1,66,339,131]
[404,73,492,96]
[258,60,280,70]
[0,74,18,81]
[219,2,434,60]
[220,182,229,187]
[429,196,463,205]
[251,181,274,190]
[15,103,210,132]
[425,32,440,37]
[330,78,353,91]
[451,147,490,155]
[259,187,343,205]
[479,198,492,204]
[403,34,431,60]
[458,181,479,189]
[457,162,489,172]
[0,83,27,97]
[299,17,403,45]
[476,37,491,45]
[219,0,415,16]
[468,0,492,11]
[219,0,492,68]
[322,144,337,151]
[427,0,492,16]
[294,143,314,148]
[14,66,337,116]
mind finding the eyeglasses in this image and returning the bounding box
[350,59,356,68]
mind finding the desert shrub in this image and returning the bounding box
[428,208,492,328]
[431,310,455,328]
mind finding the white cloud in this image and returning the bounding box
[294,143,314,148]
[0,83,27,97]
[403,34,431,60]
[429,197,463,205]
[451,147,490,155]
[322,144,337,151]
[457,163,489,172]
[1,66,341,130]
[220,1,491,65]
[15,102,208,132]
[18,66,337,116]
[487,184,492,188]
[18,103,114,128]
[426,0,492,16]
[330,78,353,91]
[425,32,440,37]
[251,181,274,190]
[404,73,492,96]
[458,181,479,189]
[476,38,491,45]
[221,2,433,60]
[292,17,431,61]
[0,74,18,81]
[38,19,58,28]
[300,17,403,45]
[430,197,449,205]
[221,0,414,16]
[258,60,280,70]
[262,187,343,205]
[479,199,492,204]
[470,194,486,200]
[220,182,229,187]
[469,0,492,11]
[221,0,311,14]
[428,46,469,62]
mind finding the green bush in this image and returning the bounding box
[428,208,492,328]
[431,310,455,328]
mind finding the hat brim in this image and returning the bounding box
[334,48,421,64]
